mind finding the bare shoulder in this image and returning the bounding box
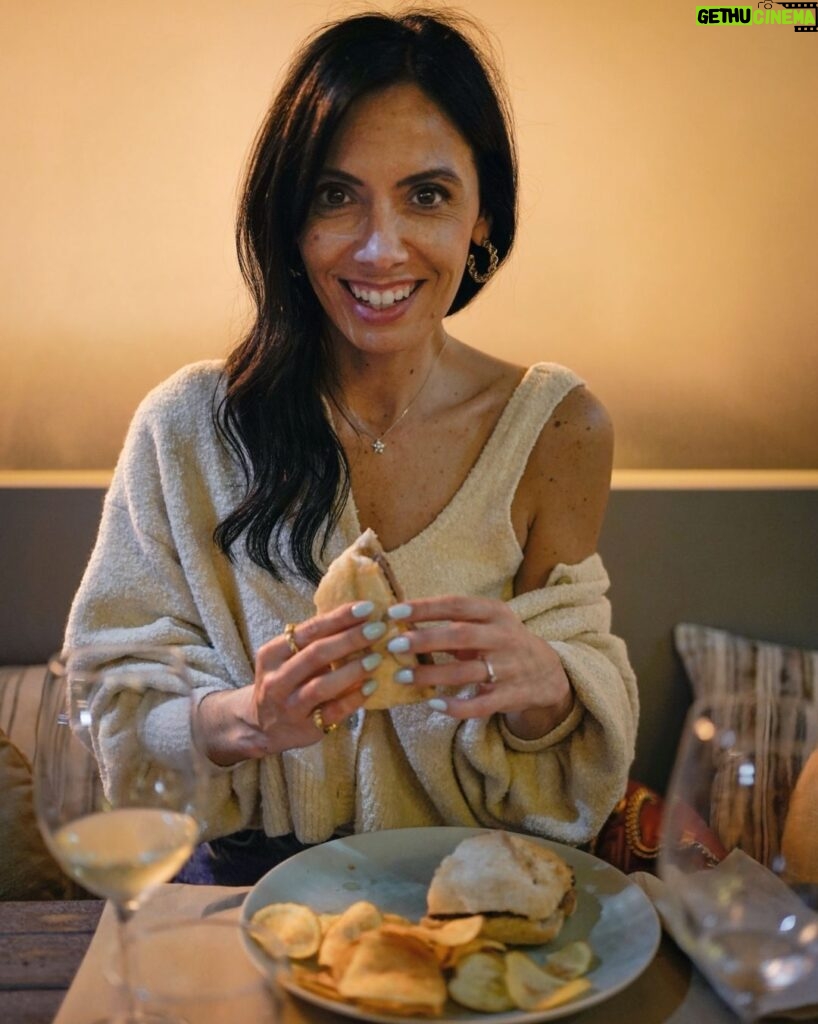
[538,384,614,468]
[452,342,524,403]
[512,384,614,592]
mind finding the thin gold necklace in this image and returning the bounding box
[334,339,449,454]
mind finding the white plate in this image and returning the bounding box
[241,826,660,1023]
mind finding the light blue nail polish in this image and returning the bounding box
[387,635,411,654]
[362,620,387,641]
[427,698,448,712]
[361,679,378,697]
[362,652,382,672]
[352,600,375,618]
[394,668,414,685]
[388,603,412,620]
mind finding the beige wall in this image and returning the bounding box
[2,0,816,470]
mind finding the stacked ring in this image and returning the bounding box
[481,656,498,687]
[284,622,300,656]
[312,705,338,735]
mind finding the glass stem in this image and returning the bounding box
[113,902,137,1022]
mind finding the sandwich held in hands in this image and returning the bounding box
[425,831,577,945]
[314,528,433,710]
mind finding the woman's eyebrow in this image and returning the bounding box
[316,167,464,187]
[316,168,362,184]
[397,167,463,187]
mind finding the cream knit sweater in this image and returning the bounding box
[66,361,638,846]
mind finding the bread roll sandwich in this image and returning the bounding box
[314,528,433,711]
[425,831,577,945]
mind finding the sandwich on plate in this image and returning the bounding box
[425,831,577,945]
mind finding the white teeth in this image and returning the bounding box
[348,283,415,307]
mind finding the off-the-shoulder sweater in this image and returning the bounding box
[66,360,638,845]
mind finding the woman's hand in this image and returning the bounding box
[196,600,386,765]
[384,595,574,740]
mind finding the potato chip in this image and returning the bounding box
[318,912,340,936]
[337,929,447,1015]
[377,921,436,947]
[382,912,413,927]
[544,939,593,979]
[534,977,592,1010]
[414,915,485,947]
[290,965,343,1001]
[439,936,506,970]
[375,915,485,971]
[504,950,565,1010]
[448,951,514,1012]
[250,902,322,959]
[318,900,383,970]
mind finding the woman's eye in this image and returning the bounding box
[316,185,349,207]
[413,186,447,207]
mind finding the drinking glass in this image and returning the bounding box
[34,645,208,1023]
[108,916,286,1024]
[658,694,818,1021]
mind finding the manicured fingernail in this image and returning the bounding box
[394,668,414,685]
[388,603,412,620]
[427,698,448,712]
[361,679,378,697]
[352,601,375,618]
[387,635,411,654]
[362,652,382,672]
[362,620,387,641]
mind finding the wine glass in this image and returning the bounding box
[658,693,818,1021]
[34,645,207,1023]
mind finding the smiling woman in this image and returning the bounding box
[64,8,638,887]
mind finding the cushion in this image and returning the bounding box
[0,664,50,764]
[673,622,818,705]
[590,778,725,876]
[673,623,818,863]
[0,727,78,900]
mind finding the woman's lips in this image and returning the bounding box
[342,280,421,321]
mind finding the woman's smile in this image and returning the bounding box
[344,280,419,309]
[340,278,424,326]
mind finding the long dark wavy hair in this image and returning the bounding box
[213,8,518,583]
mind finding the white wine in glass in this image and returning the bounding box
[35,645,207,1023]
[658,694,818,1022]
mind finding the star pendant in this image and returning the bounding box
[371,439,386,454]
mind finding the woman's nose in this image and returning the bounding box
[353,209,408,267]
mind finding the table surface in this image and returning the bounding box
[0,899,104,1023]
[0,890,759,1024]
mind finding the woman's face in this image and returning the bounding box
[298,82,490,357]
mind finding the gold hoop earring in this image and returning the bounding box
[466,239,499,284]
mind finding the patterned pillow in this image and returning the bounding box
[0,664,51,765]
[673,622,818,705]
[673,623,818,861]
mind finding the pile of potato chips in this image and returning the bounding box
[250,899,593,1017]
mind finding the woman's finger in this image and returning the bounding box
[387,594,500,625]
[385,621,505,660]
[255,603,383,685]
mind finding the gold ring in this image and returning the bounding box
[284,622,300,656]
[481,656,498,687]
[312,705,338,735]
